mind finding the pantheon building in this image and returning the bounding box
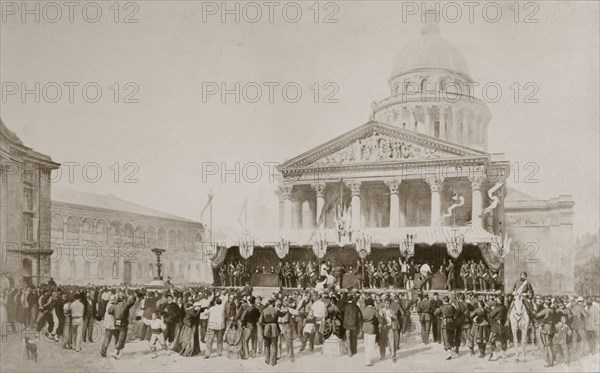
[219,23,575,294]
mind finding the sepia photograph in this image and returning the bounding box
[0,1,599,372]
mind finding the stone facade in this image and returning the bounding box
[50,187,210,286]
[270,23,576,293]
[504,193,575,294]
[0,119,60,287]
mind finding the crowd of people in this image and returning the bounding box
[219,257,500,292]
[0,272,598,369]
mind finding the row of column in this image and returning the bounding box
[388,105,486,146]
[279,173,486,230]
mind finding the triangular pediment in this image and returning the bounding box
[279,121,489,171]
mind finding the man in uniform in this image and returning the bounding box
[431,292,442,344]
[460,262,470,290]
[416,294,434,345]
[434,296,457,360]
[488,294,508,361]
[258,297,286,366]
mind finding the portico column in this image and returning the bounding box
[279,184,293,230]
[293,198,303,229]
[469,172,486,228]
[409,108,416,131]
[385,179,401,227]
[346,181,362,230]
[462,113,470,144]
[311,182,326,227]
[439,106,448,139]
[424,106,432,136]
[426,175,445,226]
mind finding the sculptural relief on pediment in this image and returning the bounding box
[309,132,441,167]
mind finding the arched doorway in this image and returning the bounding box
[22,258,33,285]
[123,260,132,286]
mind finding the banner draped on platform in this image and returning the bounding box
[210,246,228,268]
[478,243,503,272]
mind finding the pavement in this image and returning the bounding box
[1,323,599,373]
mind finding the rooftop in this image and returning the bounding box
[52,186,201,225]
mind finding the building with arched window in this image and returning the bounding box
[0,119,60,287]
[50,186,208,285]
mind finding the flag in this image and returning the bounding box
[200,191,214,221]
[316,180,344,228]
[238,198,248,230]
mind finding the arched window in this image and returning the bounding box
[66,217,79,241]
[97,260,104,278]
[95,220,108,244]
[440,77,447,91]
[137,262,143,278]
[82,218,93,242]
[168,230,176,249]
[51,214,64,239]
[177,231,184,249]
[420,77,428,91]
[70,261,77,278]
[149,263,154,278]
[394,82,399,95]
[124,224,134,244]
[146,226,156,246]
[112,261,119,278]
[135,226,145,245]
[158,228,166,248]
[110,222,121,243]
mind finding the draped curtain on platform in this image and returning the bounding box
[477,243,503,272]
[210,246,229,268]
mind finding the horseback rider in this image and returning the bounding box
[512,272,535,318]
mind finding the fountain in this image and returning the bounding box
[146,247,168,289]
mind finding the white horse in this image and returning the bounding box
[509,291,531,362]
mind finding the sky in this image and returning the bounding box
[1,0,598,238]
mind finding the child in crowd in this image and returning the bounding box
[300,310,317,352]
[553,314,572,365]
[141,312,170,358]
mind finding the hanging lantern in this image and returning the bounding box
[400,234,415,258]
[446,227,464,259]
[203,241,218,259]
[312,231,328,259]
[239,232,254,260]
[274,238,289,259]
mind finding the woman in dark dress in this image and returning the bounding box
[178,302,201,357]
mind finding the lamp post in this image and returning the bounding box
[151,247,166,280]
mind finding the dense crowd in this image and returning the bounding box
[0,272,598,368]
[219,257,500,291]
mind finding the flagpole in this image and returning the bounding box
[209,197,213,243]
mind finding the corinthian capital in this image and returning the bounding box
[384,179,401,194]
[469,174,486,190]
[311,182,326,198]
[279,184,293,200]
[346,181,362,196]
[425,175,445,192]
